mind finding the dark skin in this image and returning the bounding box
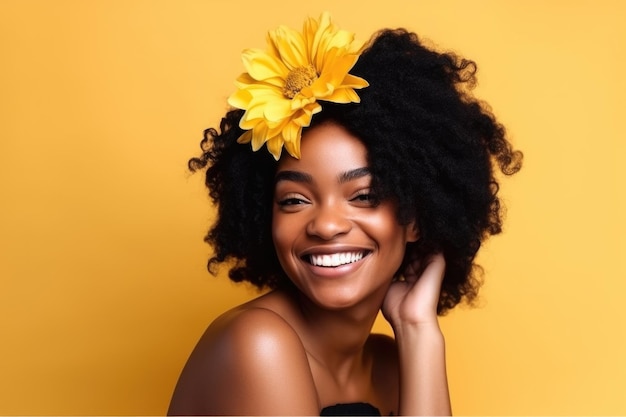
[168,122,450,416]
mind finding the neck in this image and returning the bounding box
[288,285,387,376]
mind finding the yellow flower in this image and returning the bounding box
[227,12,369,160]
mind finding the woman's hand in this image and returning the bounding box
[381,252,446,329]
[382,253,452,415]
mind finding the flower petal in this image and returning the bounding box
[323,87,361,103]
[283,121,301,142]
[264,98,294,122]
[266,135,284,160]
[269,26,308,70]
[292,105,319,126]
[341,74,369,89]
[227,88,253,109]
[242,49,288,81]
[319,51,358,85]
[250,124,269,151]
[283,129,302,159]
[236,130,253,144]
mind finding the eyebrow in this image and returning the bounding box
[338,167,371,184]
[274,170,313,185]
[274,167,371,185]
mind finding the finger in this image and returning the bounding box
[402,256,422,283]
[419,252,446,290]
[403,252,445,284]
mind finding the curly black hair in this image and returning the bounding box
[189,28,522,314]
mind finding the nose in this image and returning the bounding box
[306,202,352,240]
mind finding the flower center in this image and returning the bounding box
[283,65,318,99]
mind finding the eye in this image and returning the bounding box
[278,197,307,206]
[276,193,311,211]
[350,189,379,207]
[353,193,372,202]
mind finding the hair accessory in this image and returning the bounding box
[227,12,369,160]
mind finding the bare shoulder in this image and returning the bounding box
[168,302,319,415]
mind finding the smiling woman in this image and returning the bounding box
[272,123,419,311]
[167,12,521,416]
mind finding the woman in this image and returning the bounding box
[168,13,522,416]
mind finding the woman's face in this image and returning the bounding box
[272,122,418,309]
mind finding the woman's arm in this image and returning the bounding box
[382,253,452,416]
[168,308,320,416]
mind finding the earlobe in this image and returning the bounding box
[405,222,419,243]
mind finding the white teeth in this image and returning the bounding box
[309,251,365,267]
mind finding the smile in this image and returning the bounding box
[306,251,368,267]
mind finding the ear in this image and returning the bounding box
[405,221,419,243]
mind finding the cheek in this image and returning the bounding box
[271,226,285,254]
[365,211,412,257]
[271,211,284,251]
[270,215,305,283]
[367,207,408,240]
[271,211,296,262]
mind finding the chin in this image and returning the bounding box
[299,281,384,312]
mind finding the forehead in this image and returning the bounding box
[276,123,368,174]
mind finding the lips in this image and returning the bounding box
[305,251,369,267]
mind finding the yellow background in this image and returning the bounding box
[1,0,624,415]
